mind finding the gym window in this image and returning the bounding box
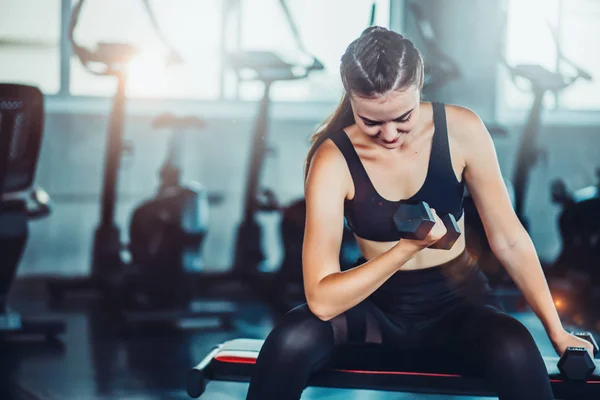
[502,0,600,111]
[1,0,391,105]
[0,0,62,94]
[230,0,391,102]
[68,0,223,99]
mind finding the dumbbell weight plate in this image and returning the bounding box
[429,214,461,250]
[557,332,598,381]
[392,202,435,241]
[558,346,596,381]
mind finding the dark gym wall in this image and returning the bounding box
[18,0,600,276]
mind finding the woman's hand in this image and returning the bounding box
[386,208,449,271]
[394,208,447,251]
[423,208,448,246]
[551,329,596,358]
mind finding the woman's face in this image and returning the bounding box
[350,87,421,150]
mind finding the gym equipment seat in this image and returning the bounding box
[0,83,65,340]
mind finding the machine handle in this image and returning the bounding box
[27,188,52,219]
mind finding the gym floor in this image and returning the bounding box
[1,279,582,400]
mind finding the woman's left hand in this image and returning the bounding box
[551,329,595,358]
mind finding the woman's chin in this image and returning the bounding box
[378,138,402,149]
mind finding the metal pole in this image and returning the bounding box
[59,0,72,96]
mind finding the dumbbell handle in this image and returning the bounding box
[429,214,460,250]
[573,331,599,355]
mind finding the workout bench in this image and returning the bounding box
[187,338,600,400]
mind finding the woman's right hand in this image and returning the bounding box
[395,208,447,250]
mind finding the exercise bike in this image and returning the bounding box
[224,0,362,315]
[227,50,335,300]
[46,0,235,330]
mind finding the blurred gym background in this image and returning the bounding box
[1,0,598,399]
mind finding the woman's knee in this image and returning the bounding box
[473,311,554,398]
[263,303,335,360]
[481,312,541,366]
[247,305,336,400]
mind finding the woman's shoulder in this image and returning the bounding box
[441,103,494,164]
[307,135,348,177]
[440,103,483,126]
[441,103,487,140]
[305,135,353,199]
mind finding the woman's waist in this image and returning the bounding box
[356,241,473,280]
[357,231,467,270]
[369,258,495,317]
[363,249,491,295]
[400,239,468,271]
[347,248,497,324]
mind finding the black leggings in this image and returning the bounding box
[246,251,554,400]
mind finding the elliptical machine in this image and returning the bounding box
[47,0,234,329]
[225,0,361,314]
[227,0,325,281]
[127,113,210,308]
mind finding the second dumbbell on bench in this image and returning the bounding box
[392,201,461,250]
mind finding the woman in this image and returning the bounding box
[246,26,594,400]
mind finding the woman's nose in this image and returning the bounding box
[380,124,398,141]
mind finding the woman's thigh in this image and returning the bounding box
[429,303,547,377]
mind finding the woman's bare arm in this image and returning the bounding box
[302,140,425,321]
[452,105,565,340]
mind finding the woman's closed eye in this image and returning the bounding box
[394,113,412,124]
[362,113,412,127]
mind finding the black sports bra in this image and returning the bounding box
[328,102,465,242]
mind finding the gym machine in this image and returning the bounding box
[504,24,592,233]
[229,0,324,278]
[0,83,65,341]
[46,0,236,330]
[548,169,600,329]
[220,0,361,314]
[551,169,600,285]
